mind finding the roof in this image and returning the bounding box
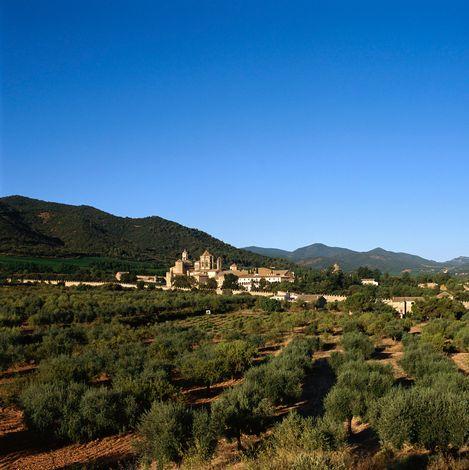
[201,250,213,257]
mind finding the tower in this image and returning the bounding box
[216,257,222,271]
[200,250,214,270]
[182,249,188,261]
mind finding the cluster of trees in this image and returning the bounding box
[17,319,271,445]
[0,257,166,282]
[411,297,467,321]
[371,337,469,450]
[20,324,184,440]
[178,339,257,388]
[340,312,411,341]
[0,285,256,329]
[212,336,320,449]
[417,316,469,352]
[326,358,394,435]
[265,266,456,298]
[136,335,320,466]
[137,401,218,467]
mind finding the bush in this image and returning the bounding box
[178,340,256,387]
[212,379,272,449]
[257,297,283,313]
[36,355,91,384]
[21,381,71,435]
[325,360,394,435]
[244,363,303,404]
[137,401,193,466]
[21,381,137,442]
[372,387,469,450]
[399,342,457,380]
[0,327,23,371]
[189,409,218,462]
[68,387,137,441]
[271,412,346,453]
[341,331,374,359]
[454,325,469,352]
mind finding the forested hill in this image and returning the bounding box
[0,196,281,267]
[244,244,468,274]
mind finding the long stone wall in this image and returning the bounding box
[7,279,468,315]
[7,278,138,289]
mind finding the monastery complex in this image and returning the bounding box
[165,249,295,291]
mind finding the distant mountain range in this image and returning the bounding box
[1,195,466,274]
[0,196,282,268]
[244,244,469,274]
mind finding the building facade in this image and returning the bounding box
[166,249,223,287]
[166,249,295,290]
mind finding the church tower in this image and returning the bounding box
[216,257,222,271]
[200,250,214,270]
[182,249,188,261]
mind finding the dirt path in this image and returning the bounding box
[451,352,469,374]
[1,433,136,470]
[0,406,134,469]
[373,338,407,380]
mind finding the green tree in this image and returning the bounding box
[173,275,195,289]
[341,331,375,359]
[203,278,218,290]
[372,387,469,451]
[325,360,394,435]
[137,401,193,467]
[212,380,272,450]
[256,297,283,313]
[314,295,327,309]
[221,273,239,290]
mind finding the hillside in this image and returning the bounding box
[244,243,466,274]
[0,196,281,268]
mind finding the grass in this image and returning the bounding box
[0,255,166,274]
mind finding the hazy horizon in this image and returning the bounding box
[2,1,468,261]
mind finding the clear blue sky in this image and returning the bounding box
[1,1,468,261]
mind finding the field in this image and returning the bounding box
[0,283,468,469]
[0,255,166,279]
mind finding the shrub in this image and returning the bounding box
[382,319,407,341]
[21,381,70,435]
[178,340,256,387]
[68,387,137,441]
[372,387,469,451]
[454,325,469,352]
[188,409,218,462]
[0,327,23,371]
[257,297,283,313]
[36,355,91,384]
[137,401,193,466]
[244,363,303,404]
[271,412,346,453]
[341,331,374,359]
[399,342,457,380]
[325,360,394,435]
[212,379,273,449]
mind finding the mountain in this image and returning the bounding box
[0,196,283,268]
[446,256,469,267]
[244,243,466,274]
[242,246,292,259]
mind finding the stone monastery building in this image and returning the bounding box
[165,249,295,290]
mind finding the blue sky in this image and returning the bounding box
[1,1,468,261]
